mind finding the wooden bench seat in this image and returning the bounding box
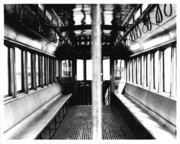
[113,82,176,139]
[4,83,72,139]
[4,94,71,139]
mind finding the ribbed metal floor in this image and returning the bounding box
[52,105,135,139]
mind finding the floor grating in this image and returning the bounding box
[52,105,135,139]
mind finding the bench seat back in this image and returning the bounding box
[4,83,62,133]
[123,83,176,134]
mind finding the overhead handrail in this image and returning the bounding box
[116,3,174,49]
[114,4,156,46]
[142,12,152,33]
[155,4,163,24]
[164,4,172,17]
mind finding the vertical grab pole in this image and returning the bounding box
[91,4,102,140]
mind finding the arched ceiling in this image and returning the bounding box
[4,4,176,60]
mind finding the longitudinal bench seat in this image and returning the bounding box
[113,83,176,139]
[4,83,72,139]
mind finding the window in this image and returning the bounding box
[134,59,137,84]
[49,58,56,83]
[42,56,45,85]
[114,60,119,78]
[126,61,129,82]
[137,57,140,84]
[163,47,171,93]
[86,60,92,80]
[147,54,150,87]
[131,60,133,82]
[132,59,134,83]
[126,43,176,98]
[103,59,110,80]
[145,54,148,87]
[128,61,131,82]
[62,60,72,78]
[127,60,132,82]
[49,58,52,84]
[143,55,146,87]
[154,51,159,89]
[130,60,132,82]
[132,60,134,83]
[56,60,59,78]
[69,60,72,77]
[140,55,143,85]
[120,60,125,81]
[47,57,49,84]
[2,45,9,96]
[36,54,39,86]
[171,44,177,97]
[27,52,31,89]
[77,59,83,80]
[144,54,148,87]
[15,48,22,91]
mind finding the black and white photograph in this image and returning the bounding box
[0,0,179,143]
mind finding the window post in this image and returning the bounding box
[22,50,28,93]
[8,46,16,97]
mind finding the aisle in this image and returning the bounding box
[52,105,135,139]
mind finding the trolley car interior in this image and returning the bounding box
[3,4,177,140]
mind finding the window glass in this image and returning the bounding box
[143,55,147,87]
[134,59,137,84]
[103,59,110,80]
[128,61,130,82]
[62,60,72,78]
[154,51,159,89]
[126,61,128,82]
[77,59,84,80]
[47,58,49,84]
[86,60,92,80]
[120,60,125,81]
[42,56,45,85]
[140,56,143,85]
[36,54,39,86]
[2,45,9,96]
[132,59,134,83]
[15,48,22,91]
[69,60,72,77]
[136,57,139,84]
[131,60,133,82]
[164,47,171,93]
[27,52,31,89]
[49,58,52,83]
[147,54,150,87]
[129,61,131,82]
[130,60,132,82]
[144,54,148,87]
[172,45,177,97]
[115,60,120,78]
